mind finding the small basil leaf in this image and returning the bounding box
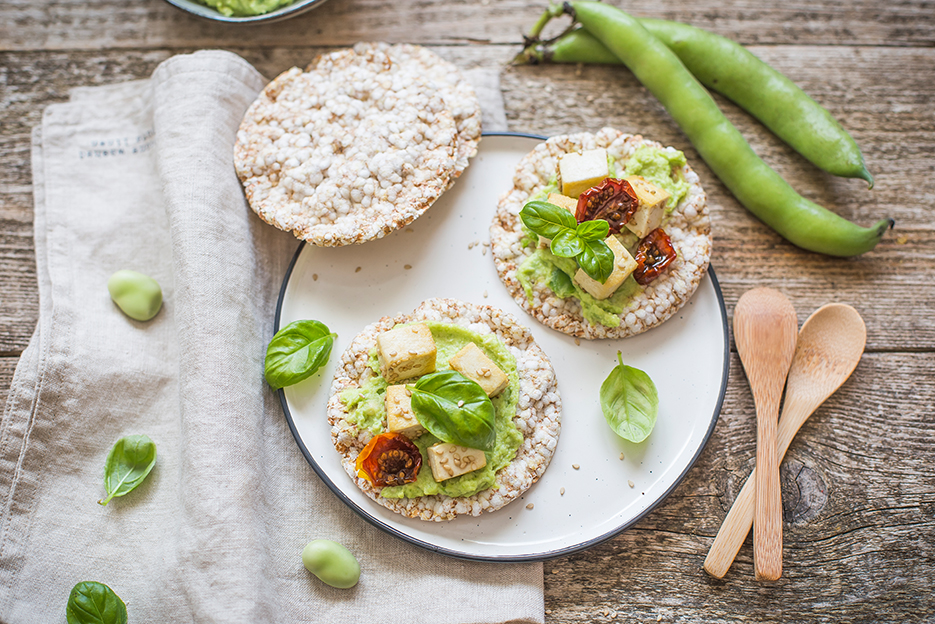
[409,370,496,451]
[264,320,336,389]
[550,229,585,258]
[548,268,576,298]
[600,352,659,443]
[66,581,128,624]
[519,200,577,240]
[98,435,156,506]
[576,218,609,241]
[577,238,615,283]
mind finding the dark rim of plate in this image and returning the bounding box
[272,131,730,562]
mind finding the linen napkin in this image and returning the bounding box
[0,49,543,624]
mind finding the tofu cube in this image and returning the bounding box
[573,235,638,300]
[384,385,425,438]
[559,148,609,198]
[427,443,487,482]
[448,342,509,397]
[547,193,578,215]
[538,193,579,247]
[377,323,436,383]
[623,176,670,239]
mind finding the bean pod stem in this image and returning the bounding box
[521,2,892,257]
[517,23,874,186]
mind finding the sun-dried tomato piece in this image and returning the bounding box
[356,432,422,487]
[634,228,677,285]
[575,178,640,233]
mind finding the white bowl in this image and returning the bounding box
[163,0,330,24]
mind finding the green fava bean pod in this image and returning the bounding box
[638,18,874,186]
[559,2,893,257]
[519,23,874,186]
[107,269,163,321]
[302,539,361,589]
[517,26,620,65]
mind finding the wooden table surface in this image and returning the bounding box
[2,0,933,621]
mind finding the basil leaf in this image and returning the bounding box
[98,435,156,506]
[600,352,659,443]
[66,581,128,624]
[577,238,615,283]
[519,200,577,240]
[550,229,585,258]
[576,218,609,241]
[265,320,336,389]
[409,370,496,451]
[548,268,576,298]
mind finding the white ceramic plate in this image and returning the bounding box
[275,133,729,561]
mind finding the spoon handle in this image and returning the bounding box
[702,466,757,578]
[703,397,812,578]
[754,394,783,581]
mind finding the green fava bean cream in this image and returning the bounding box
[516,144,691,329]
[490,128,713,340]
[340,322,522,500]
[194,0,295,17]
[623,145,690,209]
[327,298,561,521]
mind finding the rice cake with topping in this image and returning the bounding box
[234,42,481,247]
[490,128,712,340]
[327,298,561,521]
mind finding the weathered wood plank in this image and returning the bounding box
[0,358,15,394]
[1,0,933,51]
[0,352,929,620]
[1,0,933,620]
[542,351,935,622]
[0,193,38,355]
[503,45,935,353]
[2,46,933,355]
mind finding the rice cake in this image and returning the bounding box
[490,128,713,340]
[234,43,481,247]
[326,298,561,521]
[387,44,482,179]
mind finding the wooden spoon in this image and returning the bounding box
[731,287,798,581]
[703,303,867,579]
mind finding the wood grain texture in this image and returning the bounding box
[704,303,868,579]
[0,193,38,354]
[0,359,15,392]
[1,0,933,51]
[3,46,934,353]
[1,0,934,620]
[542,352,935,622]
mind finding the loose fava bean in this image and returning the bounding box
[302,539,360,589]
[107,270,163,321]
[526,2,893,257]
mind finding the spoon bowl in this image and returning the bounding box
[703,303,867,579]
[778,304,868,452]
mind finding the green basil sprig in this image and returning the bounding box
[99,435,157,506]
[600,352,659,443]
[520,198,577,237]
[264,320,337,389]
[409,370,496,451]
[66,581,128,624]
[520,200,614,283]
